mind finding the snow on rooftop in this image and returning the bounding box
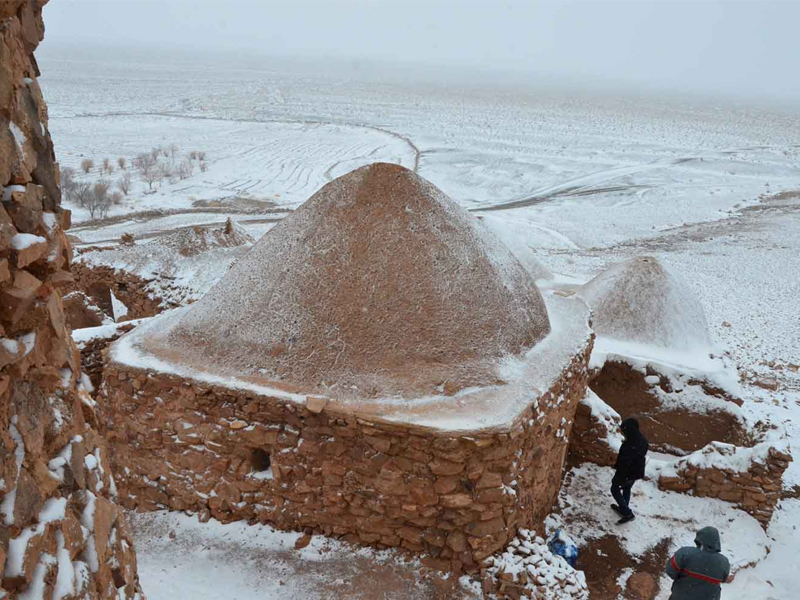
[142,163,553,400]
[109,290,590,432]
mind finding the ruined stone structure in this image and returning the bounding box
[0,2,142,596]
[66,263,166,322]
[567,392,621,468]
[658,442,791,527]
[103,163,593,573]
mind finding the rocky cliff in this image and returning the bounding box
[1,1,142,597]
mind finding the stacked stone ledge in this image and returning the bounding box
[101,342,592,574]
[1,1,143,596]
[658,443,792,527]
[566,393,621,468]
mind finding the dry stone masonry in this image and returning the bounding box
[102,164,594,574]
[0,1,142,597]
[102,347,591,574]
[657,441,791,527]
[567,391,622,468]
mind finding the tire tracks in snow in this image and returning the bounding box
[66,110,421,174]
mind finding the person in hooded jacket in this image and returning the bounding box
[611,417,649,524]
[665,526,730,600]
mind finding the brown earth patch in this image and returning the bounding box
[590,361,750,453]
[575,534,670,600]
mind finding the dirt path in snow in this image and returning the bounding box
[72,215,284,247]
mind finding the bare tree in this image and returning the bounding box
[157,161,172,184]
[81,158,94,174]
[117,171,132,195]
[117,156,127,170]
[150,147,161,161]
[71,181,93,207]
[60,166,77,200]
[189,150,198,160]
[110,191,123,206]
[136,153,159,190]
[197,151,207,161]
[177,160,194,180]
[102,157,113,174]
[199,161,208,173]
[86,182,112,219]
[168,143,179,163]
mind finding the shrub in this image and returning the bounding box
[81,158,94,174]
[117,156,127,170]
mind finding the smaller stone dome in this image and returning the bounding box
[579,256,712,353]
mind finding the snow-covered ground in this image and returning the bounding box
[39,44,800,599]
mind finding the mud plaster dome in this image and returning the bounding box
[579,256,712,354]
[145,163,551,399]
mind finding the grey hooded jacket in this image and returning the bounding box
[666,527,731,600]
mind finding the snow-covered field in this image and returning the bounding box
[39,44,800,599]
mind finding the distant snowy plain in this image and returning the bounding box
[39,45,800,599]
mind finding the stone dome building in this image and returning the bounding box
[154,162,551,399]
[579,256,712,358]
[102,163,592,573]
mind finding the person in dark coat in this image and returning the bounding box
[666,526,730,600]
[611,417,649,524]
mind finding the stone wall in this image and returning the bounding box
[102,344,592,574]
[658,442,792,527]
[77,324,134,390]
[67,262,170,321]
[567,392,622,468]
[0,2,142,597]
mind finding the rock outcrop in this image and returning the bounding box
[0,2,142,597]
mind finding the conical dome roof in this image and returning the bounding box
[579,256,711,353]
[153,163,551,399]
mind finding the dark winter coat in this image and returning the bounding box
[613,418,649,482]
[666,527,730,600]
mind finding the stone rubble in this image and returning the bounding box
[479,528,589,600]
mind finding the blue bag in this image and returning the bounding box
[547,529,579,567]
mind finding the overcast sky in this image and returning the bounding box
[41,0,800,102]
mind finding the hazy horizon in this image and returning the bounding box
[40,0,800,104]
